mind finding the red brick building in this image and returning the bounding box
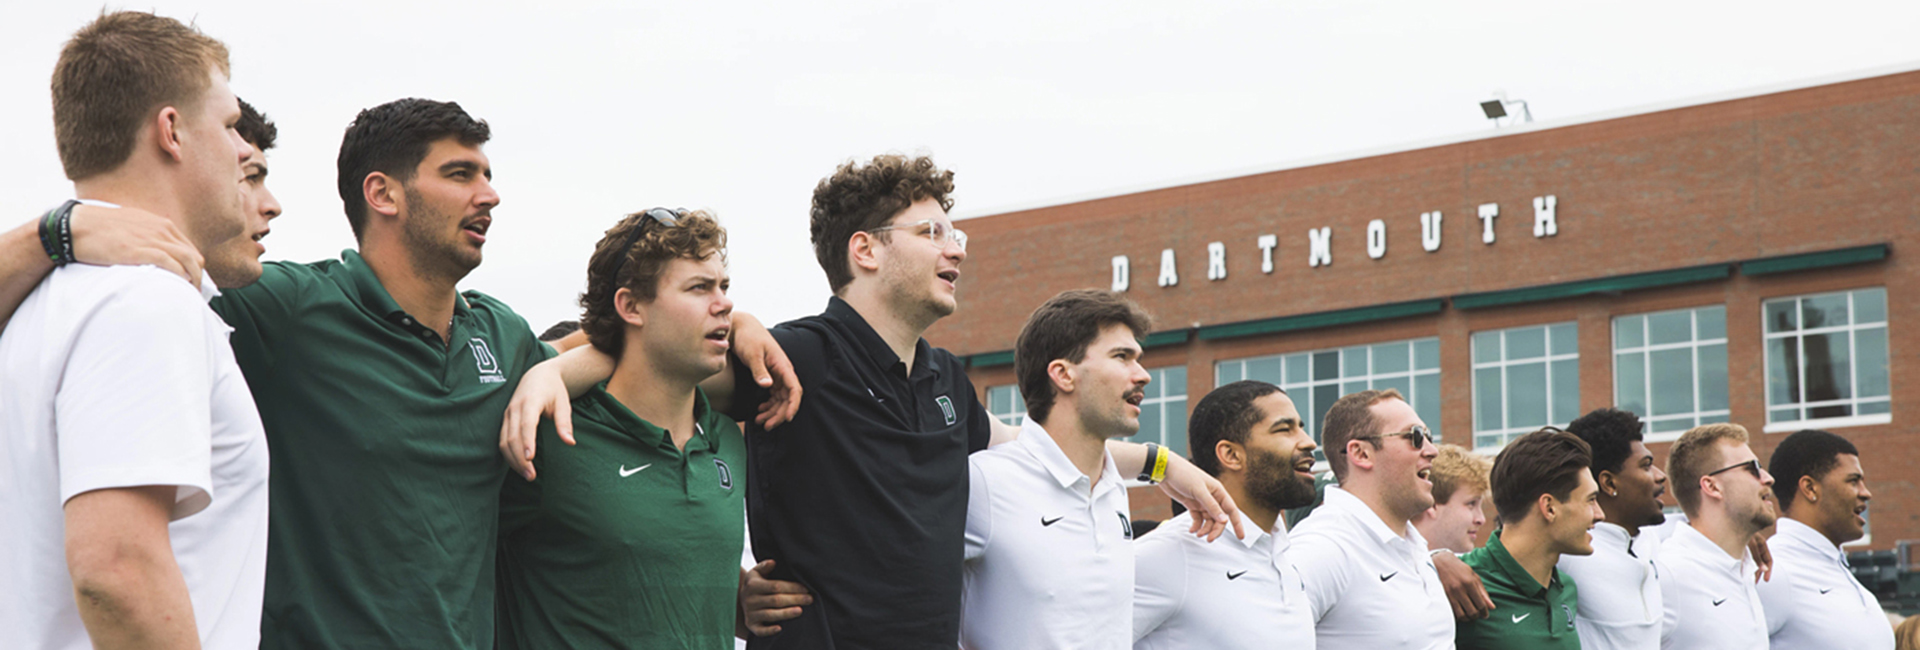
[933,67,1916,549]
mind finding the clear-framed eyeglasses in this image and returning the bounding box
[869,219,967,252]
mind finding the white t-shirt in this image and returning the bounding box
[1756,517,1895,650]
[962,418,1133,650]
[1290,486,1454,650]
[1657,523,1767,650]
[1557,521,1663,650]
[1133,510,1316,650]
[0,265,270,650]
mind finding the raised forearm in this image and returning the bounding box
[0,219,57,331]
[552,341,616,399]
[1106,439,1150,477]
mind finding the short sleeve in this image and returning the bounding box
[1130,528,1188,641]
[961,375,991,454]
[1287,526,1350,623]
[57,270,215,518]
[964,459,992,562]
[209,261,308,377]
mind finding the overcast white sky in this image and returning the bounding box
[5,1,1918,330]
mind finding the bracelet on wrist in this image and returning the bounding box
[38,200,78,267]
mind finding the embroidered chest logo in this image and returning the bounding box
[1563,604,1573,630]
[469,338,505,383]
[935,395,957,425]
[1118,511,1133,540]
[714,458,733,490]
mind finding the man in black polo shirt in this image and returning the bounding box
[509,154,1241,650]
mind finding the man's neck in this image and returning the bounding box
[604,349,702,450]
[1596,499,1643,538]
[73,175,193,251]
[1223,476,1279,534]
[1499,523,1560,589]
[360,239,461,343]
[1784,510,1843,549]
[1036,410,1111,489]
[839,289,933,375]
[1342,479,1414,538]
[1690,509,1758,559]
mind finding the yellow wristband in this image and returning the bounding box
[1149,444,1170,483]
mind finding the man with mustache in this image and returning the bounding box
[1757,429,1893,650]
[1132,380,1320,649]
[1657,423,1776,650]
[1557,407,1672,650]
[1290,388,1453,650]
[1454,428,1603,650]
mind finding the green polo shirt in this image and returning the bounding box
[210,250,551,649]
[1455,530,1583,650]
[496,384,745,650]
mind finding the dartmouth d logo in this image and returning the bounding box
[469,338,504,383]
[714,458,733,490]
[936,395,957,425]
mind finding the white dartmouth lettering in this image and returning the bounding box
[1478,203,1499,244]
[1257,234,1277,273]
[1366,219,1387,260]
[1158,248,1178,287]
[1307,227,1332,268]
[1207,242,1227,280]
[1421,211,1443,252]
[1533,194,1558,237]
[1111,255,1130,292]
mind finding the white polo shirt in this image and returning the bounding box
[1133,509,1315,650]
[1556,521,1663,650]
[1657,523,1767,650]
[1756,517,1895,650]
[1291,486,1454,650]
[0,265,269,650]
[962,417,1133,650]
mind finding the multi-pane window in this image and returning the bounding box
[1473,323,1579,449]
[1215,338,1442,462]
[1124,367,1189,455]
[1764,287,1890,428]
[986,384,1026,427]
[1614,306,1730,440]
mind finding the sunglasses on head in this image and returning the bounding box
[607,207,688,284]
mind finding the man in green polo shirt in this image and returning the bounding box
[1456,427,1603,650]
[497,208,749,649]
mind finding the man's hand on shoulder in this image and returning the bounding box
[1157,453,1245,542]
[1435,551,1494,620]
[71,204,202,284]
[729,312,801,429]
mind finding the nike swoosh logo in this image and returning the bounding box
[1041,516,1064,527]
[1511,613,1530,624]
[1378,572,1397,582]
[1712,598,1727,606]
[1820,588,1834,594]
[1227,570,1248,580]
[618,464,652,477]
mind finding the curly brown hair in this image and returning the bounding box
[810,154,956,294]
[578,209,728,359]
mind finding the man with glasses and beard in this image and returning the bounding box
[1557,407,1672,650]
[1291,389,1453,650]
[1133,380,1320,649]
[1657,423,1777,650]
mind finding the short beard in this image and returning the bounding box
[402,186,481,284]
[1245,446,1317,512]
[1641,507,1668,528]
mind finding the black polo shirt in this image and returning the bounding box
[731,297,992,650]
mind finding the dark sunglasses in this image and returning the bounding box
[1342,424,1432,455]
[1705,458,1763,480]
[607,207,688,285]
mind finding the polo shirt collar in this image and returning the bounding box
[1775,517,1844,565]
[1017,417,1122,494]
[197,271,221,302]
[339,249,472,337]
[822,296,936,379]
[1590,521,1633,554]
[1228,509,1274,550]
[1322,486,1416,546]
[593,384,720,453]
[1484,529,1555,597]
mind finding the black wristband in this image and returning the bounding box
[38,200,78,266]
[1138,442,1160,483]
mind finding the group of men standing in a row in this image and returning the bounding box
[0,10,1896,650]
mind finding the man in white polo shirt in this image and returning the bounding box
[0,11,270,650]
[1757,429,1894,650]
[1557,407,1672,650]
[1291,389,1453,650]
[1657,423,1776,650]
[1133,380,1319,649]
[962,289,1153,650]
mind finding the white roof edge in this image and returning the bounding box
[955,59,1920,221]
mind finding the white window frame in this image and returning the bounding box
[1215,337,1442,472]
[1761,288,1891,433]
[1471,322,1579,452]
[985,384,1026,427]
[1611,306,1732,443]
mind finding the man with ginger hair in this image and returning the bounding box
[1657,423,1777,650]
[1415,444,1492,554]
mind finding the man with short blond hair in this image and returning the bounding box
[1415,444,1491,554]
[1,11,266,650]
[1657,423,1777,650]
